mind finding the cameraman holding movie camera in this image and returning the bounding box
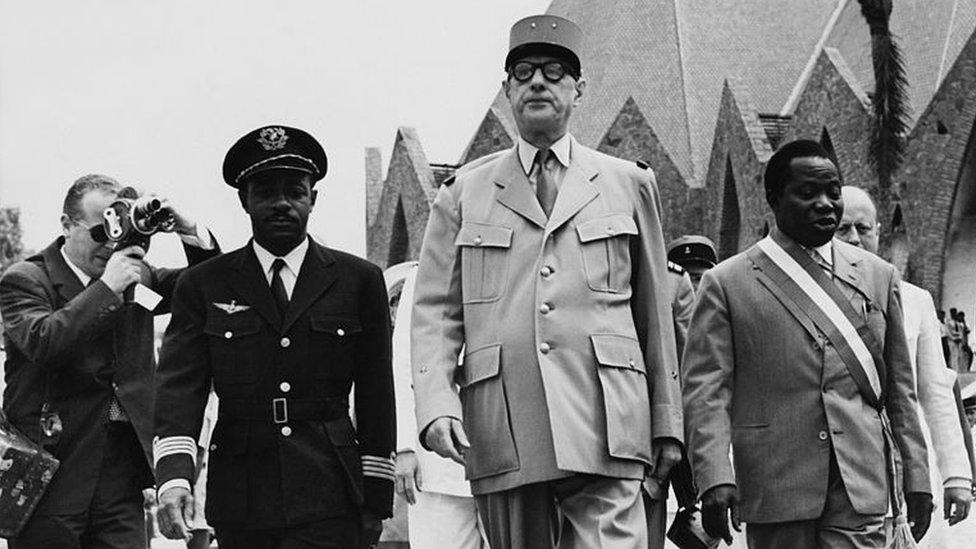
[0,174,218,548]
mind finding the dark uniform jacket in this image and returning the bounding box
[153,239,395,527]
[0,237,216,515]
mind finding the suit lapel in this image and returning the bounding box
[281,241,337,333]
[228,244,282,330]
[544,149,600,236]
[831,241,867,302]
[494,149,548,229]
[43,239,85,304]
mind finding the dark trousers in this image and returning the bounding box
[9,422,149,549]
[215,515,361,549]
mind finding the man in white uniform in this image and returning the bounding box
[836,185,973,546]
[391,262,488,548]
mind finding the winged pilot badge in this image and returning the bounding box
[212,300,252,315]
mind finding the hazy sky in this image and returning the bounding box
[0,0,548,264]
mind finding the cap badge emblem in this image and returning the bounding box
[257,127,289,151]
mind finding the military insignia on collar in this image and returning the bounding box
[212,300,251,314]
[257,127,288,151]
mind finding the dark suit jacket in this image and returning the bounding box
[0,236,217,515]
[153,239,395,527]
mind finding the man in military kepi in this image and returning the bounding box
[411,15,682,549]
[667,235,717,290]
[153,125,395,548]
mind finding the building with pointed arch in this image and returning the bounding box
[366,0,976,325]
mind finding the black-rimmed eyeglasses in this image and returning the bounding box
[508,61,572,83]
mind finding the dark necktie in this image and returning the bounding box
[533,149,557,217]
[271,258,289,317]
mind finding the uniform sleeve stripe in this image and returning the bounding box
[362,467,396,481]
[361,459,395,472]
[153,436,198,467]
[361,455,395,466]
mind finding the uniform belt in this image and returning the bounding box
[219,396,348,424]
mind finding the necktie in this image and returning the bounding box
[534,149,557,217]
[271,258,289,317]
[809,249,833,279]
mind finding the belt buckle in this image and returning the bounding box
[272,398,288,424]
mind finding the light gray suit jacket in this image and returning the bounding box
[682,230,930,523]
[411,138,682,495]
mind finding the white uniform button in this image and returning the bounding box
[281,426,292,437]
[540,266,553,277]
[336,328,346,337]
[279,382,291,393]
[539,303,551,314]
[818,431,828,441]
[224,331,233,339]
[607,226,616,235]
[280,337,291,348]
[539,342,551,354]
[474,236,483,246]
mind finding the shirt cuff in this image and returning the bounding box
[943,477,973,490]
[179,225,214,249]
[157,479,192,498]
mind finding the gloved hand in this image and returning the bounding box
[700,484,740,545]
[906,491,933,542]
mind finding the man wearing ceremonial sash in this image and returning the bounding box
[682,140,933,548]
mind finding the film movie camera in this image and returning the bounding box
[101,186,177,251]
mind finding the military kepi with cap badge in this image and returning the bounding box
[154,124,395,547]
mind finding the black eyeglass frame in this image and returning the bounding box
[508,61,575,83]
[71,219,110,243]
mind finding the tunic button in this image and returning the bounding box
[281,426,292,437]
[539,342,551,354]
[279,382,291,393]
[540,266,553,277]
[818,431,828,441]
[474,236,483,246]
[209,444,217,451]
[607,227,616,235]
[337,328,346,337]
[224,331,233,339]
[539,303,551,314]
[280,337,291,348]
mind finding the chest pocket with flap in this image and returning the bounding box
[455,222,513,304]
[576,214,639,293]
[204,310,263,384]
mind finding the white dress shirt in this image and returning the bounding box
[516,132,572,192]
[252,238,309,299]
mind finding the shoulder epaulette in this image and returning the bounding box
[667,260,684,274]
[636,160,650,170]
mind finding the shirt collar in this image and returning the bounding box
[809,240,833,266]
[59,245,92,286]
[252,237,309,279]
[517,133,572,175]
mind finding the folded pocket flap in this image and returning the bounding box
[457,344,502,387]
[310,314,363,335]
[323,418,358,447]
[576,214,638,243]
[204,313,262,338]
[591,334,645,373]
[455,222,513,248]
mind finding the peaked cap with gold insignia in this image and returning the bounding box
[506,14,583,78]
[667,235,718,268]
[223,125,328,188]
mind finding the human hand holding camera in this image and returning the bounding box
[100,245,146,297]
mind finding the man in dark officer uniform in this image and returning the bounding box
[666,235,717,291]
[153,125,395,548]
